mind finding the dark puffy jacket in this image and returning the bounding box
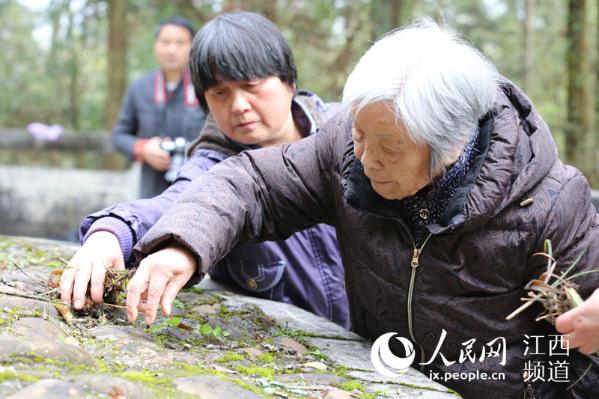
[82,91,349,328]
[136,80,599,398]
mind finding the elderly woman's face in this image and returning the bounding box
[352,102,431,200]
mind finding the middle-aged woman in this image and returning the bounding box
[126,20,599,398]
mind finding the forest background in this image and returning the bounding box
[2,0,598,184]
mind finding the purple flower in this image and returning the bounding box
[27,122,64,141]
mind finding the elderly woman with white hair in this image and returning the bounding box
[125,20,599,398]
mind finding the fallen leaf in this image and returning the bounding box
[47,269,63,289]
[108,385,126,399]
[53,303,73,325]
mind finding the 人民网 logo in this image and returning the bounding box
[370,332,415,376]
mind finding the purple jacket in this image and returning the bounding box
[81,91,350,328]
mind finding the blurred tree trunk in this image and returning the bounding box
[324,2,358,95]
[371,0,411,40]
[566,0,596,182]
[257,0,277,23]
[522,0,535,92]
[48,2,62,71]
[222,0,241,12]
[172,0,209,23]
[104,0,129,130]
[65,5,80,129]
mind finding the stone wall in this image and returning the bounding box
[0,128,111,152]
[0,165,139,240]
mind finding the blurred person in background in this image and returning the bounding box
[113,16,206,198]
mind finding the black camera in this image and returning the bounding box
[160,137,187,183]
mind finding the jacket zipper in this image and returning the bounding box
[407,232,433,371]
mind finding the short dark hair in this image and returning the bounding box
[156,16,195,41]
[189,11,298,111]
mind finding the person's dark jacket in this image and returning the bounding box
[113,70,206,198]
[135,80,599,398]
[82,91,349,328]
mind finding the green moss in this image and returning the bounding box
[175,363,267,397]
[218,305,245,320]
[215,351,245,363]
[94,358,127,374]
[0,370,39,383]
[235,365,274,379]
[181,286,204,295]
[368,389,390,398]
[118,370,161,384]
[1,356,93,376]
[255,353,274,363]
[338,379,365,392]
[330,364,350,377]
[0,237,15,251]
[95,359,110,374]
[152,332,170,347]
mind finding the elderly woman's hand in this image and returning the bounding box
[556,288,599,355]
[126,243,197,326]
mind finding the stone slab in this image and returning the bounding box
[173,375,262,399]
[307,337,452,393]
[222,292,363,341]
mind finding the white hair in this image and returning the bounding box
[342,18,499,176]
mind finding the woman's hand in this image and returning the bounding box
[60,231,125,309]
[126,243,197,326]
[556,288,599,355]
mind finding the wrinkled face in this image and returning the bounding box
[204,76,297,147]
[154,24,193,72]
[352,102,432,200]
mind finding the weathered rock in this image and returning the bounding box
[273,336,308,355]
[322,389,360,399]
[11,318,72,343]
[222,293,363,340]
[307,338,453,394]
[75,374,154,399]
[277,372,348,386]
[196,274,241,292]
[0,378,31,398]
[0,337,94,366]
[6,379,84,399]
[173,375,262,399]
[0,271,47,287]
[0,293,59,318]
[205,315,245,340]
[239,347,263,361]
[347,370,454,394]
[305,337,374,370]
[90,324,153,343]
[191,303,220,315]
[365,383,459,399]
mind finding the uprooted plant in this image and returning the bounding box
[506,239,599,388]
[47,267,135,311]
[506,240,598,336]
